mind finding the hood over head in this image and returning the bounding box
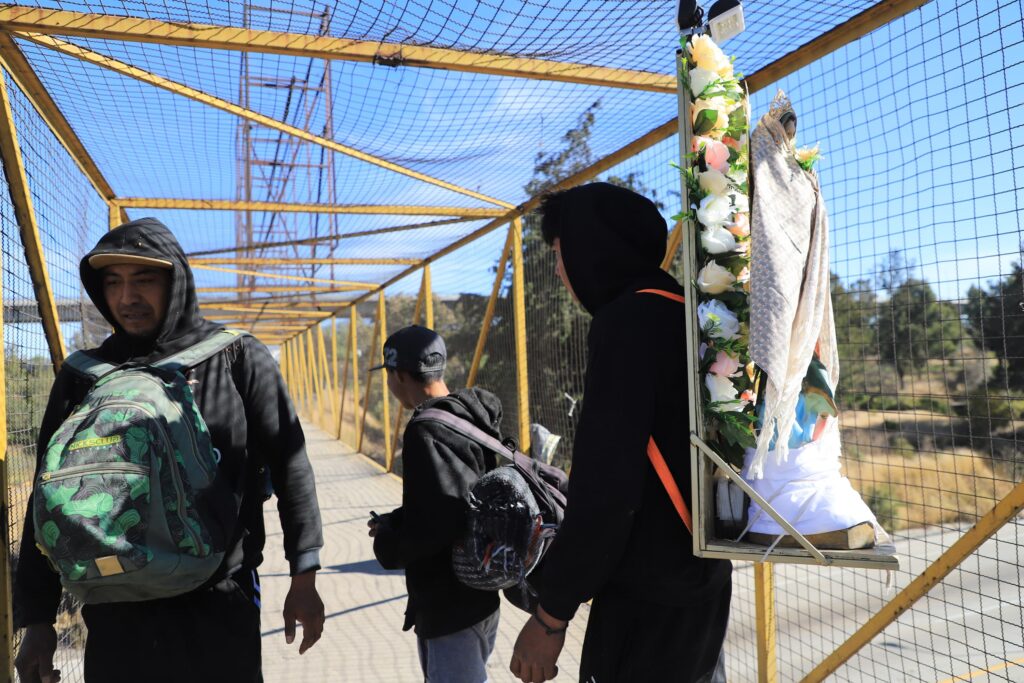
[545,182,675,315]
[81,217,221,362]
[422,387,504,440]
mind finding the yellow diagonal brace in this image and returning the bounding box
[0,68,65,370]
[113,197,505,217]
[0,32,124,220]
[0,9,677,93]
[191,264,376,288]
[22,33,513,209]
[802,477,1024,682]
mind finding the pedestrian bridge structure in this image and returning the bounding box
[0,1,1023,681]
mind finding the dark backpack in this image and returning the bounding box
[411,408,568,612]
[34,330,246,603]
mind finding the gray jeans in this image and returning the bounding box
[417,609,500,683]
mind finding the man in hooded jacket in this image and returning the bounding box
[368,325,502,683]
[509,183,732,683]
[14,219,325,683]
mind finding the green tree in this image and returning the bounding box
[876,278,962,386]
[964,263,1024,389]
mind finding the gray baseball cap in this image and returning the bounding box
[370,325,447,374]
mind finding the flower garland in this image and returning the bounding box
[676,34,756,467]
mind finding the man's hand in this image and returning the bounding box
[510,607,567,683]
[15,623,61,683]
[367,518,380,538]
[282,571,325,655]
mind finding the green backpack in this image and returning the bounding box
[33,329,248,603]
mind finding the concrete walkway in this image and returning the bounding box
[259,423,589,682]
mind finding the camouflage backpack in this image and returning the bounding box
[33,329,248,604]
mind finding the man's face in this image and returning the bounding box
[385,368,416,410]
[552,238,578,302]
[102,264,171,337]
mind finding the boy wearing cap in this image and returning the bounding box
[14,218,324,683]
[368,325,504,683]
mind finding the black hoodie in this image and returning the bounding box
[14,219,323,627]
[538,183,732,620]
[373,387,502,638]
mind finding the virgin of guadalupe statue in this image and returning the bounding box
[741,91,881,551]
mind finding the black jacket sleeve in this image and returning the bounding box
[13,369,85,628]
[538,304,658,621]
[373,424,468,569]
[236,338,323,575]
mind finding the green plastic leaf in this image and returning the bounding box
[693,109,718,136]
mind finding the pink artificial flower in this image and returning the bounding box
[704,139,730,173]
[691,135,712,154]
[728,212,750,237]
[709,350,740,377]
[722,135,741,150]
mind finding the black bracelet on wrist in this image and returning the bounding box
[533,612,568,636]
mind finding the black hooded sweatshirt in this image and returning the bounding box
[538,183,732,621]
[373,387,501,639]
[13,218,323,627]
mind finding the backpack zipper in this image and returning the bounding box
[41,462,149,482]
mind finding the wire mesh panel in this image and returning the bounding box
[2,67,109,682]
[729,0,1024,680]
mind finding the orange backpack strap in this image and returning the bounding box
[636,288,685,304]
[637,289,692,533]
[647,438,693,534]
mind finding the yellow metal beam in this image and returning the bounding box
[197,286,370,294]
[744,0,932,93]
[0,224,13,680]
[192,257,422,266]
[467,224,513,388]
[341,306,359,442]
[192,263,377,288]
[755,564,778,683]
[510,217,530,452]
[199,304,333,318]
[23,33,514,209]
[661,220,684,271]
[0,70,65,370]
[114,197,505,217]
[0,32,122,212]
[187,216,478,258]
[357,303,381,454]
[803,477,1024,682]
[0,9,677,93]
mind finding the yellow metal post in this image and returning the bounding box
[307,330,324,424]
[342,306,359,443]
[0,70,65,371]
[331,317,339,436]
[510,217,531,452]
[423,264,434,329]
[316,324,331,430]
[0,237,14,681]
[378,291,392,472]
[300,332,314,418]
[357,306,381,453]
[755,564,778,683]
[467,225,513,387]
[108,201,122,229]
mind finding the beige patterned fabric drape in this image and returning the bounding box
[747,97,838,479]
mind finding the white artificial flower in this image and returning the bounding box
[698,169,730,197]
[697,298,740,339]
[706,373,741,408]
[688,66,719,99]
[730,192,749,214]
[692,97,731,137]
[700,226,738,255]
[696,262,737,295]
[696,194,733,228]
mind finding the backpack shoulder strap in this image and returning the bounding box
[62,350,117,381]
[636,288,685,304]
[154,329,251,373]
[412,408,517,463]
[646,438,693,534]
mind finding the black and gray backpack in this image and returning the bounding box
[411,409,569,612]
